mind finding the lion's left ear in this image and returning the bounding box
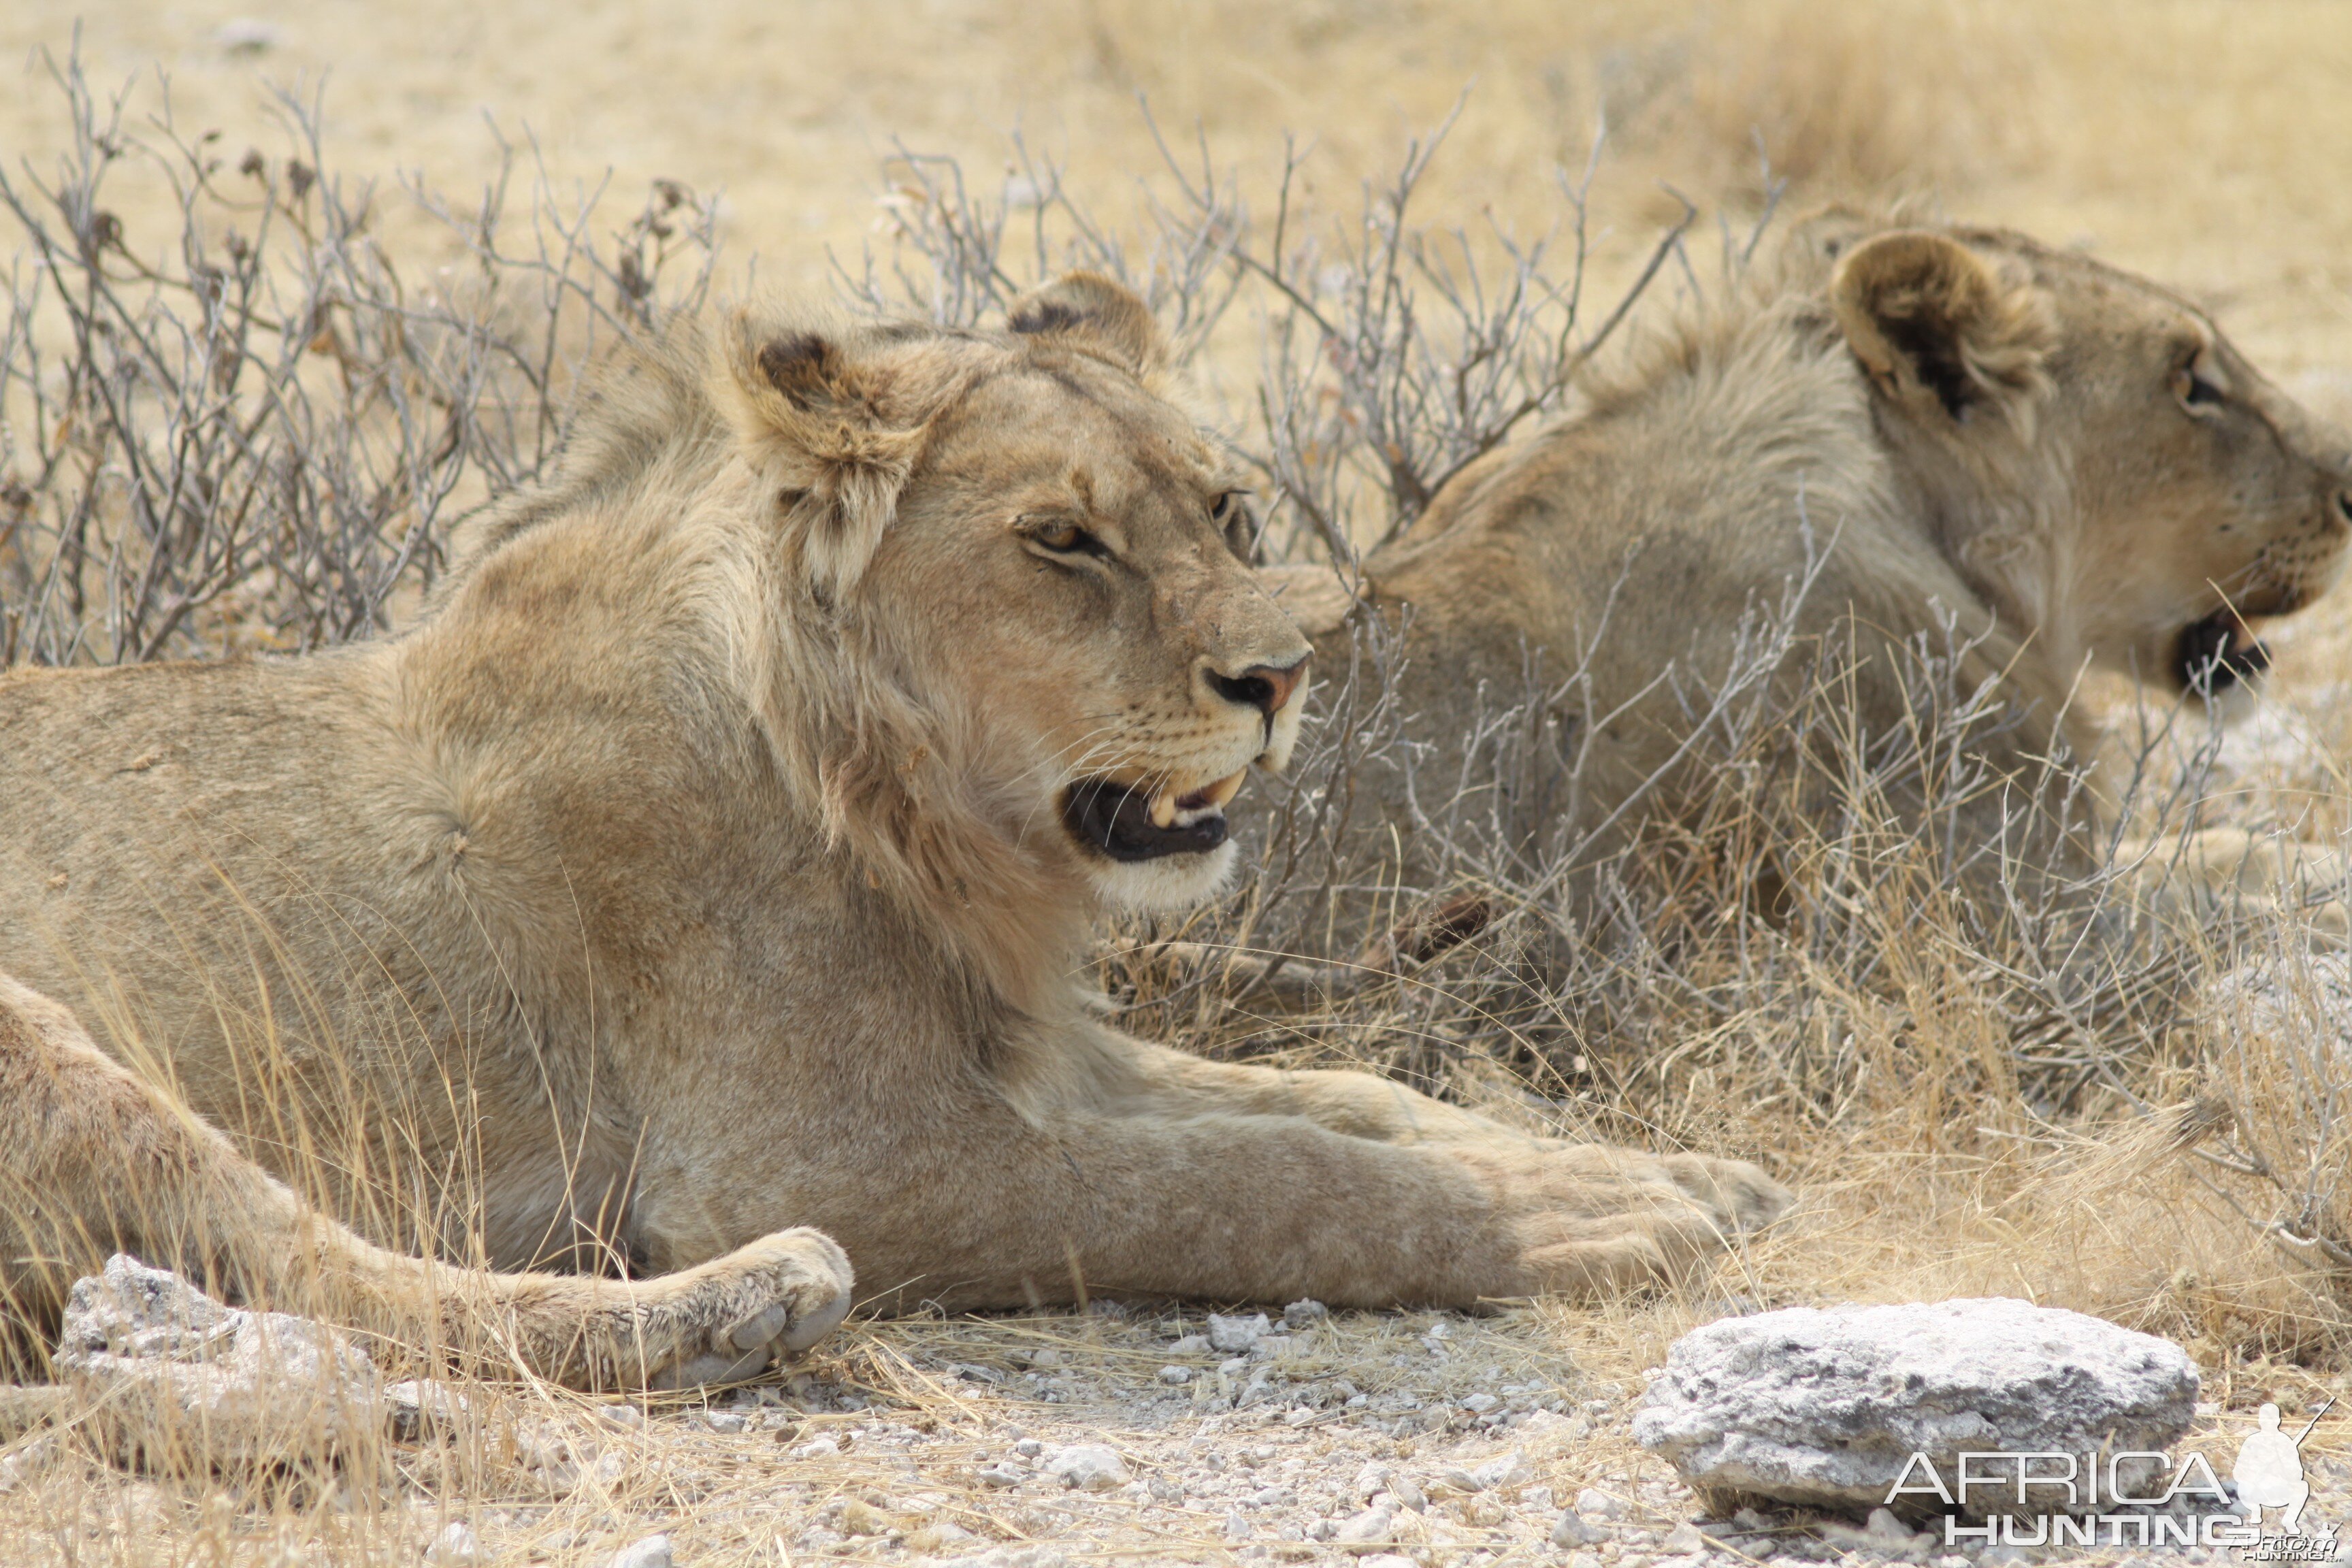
[1008,272,1164,376]
[1831,231,2055,429]
[718,312,928,598]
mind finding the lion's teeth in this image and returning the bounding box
[1203,772,1245,809]
[1149,790,1179,828]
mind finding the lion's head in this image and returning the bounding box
[710,274,1309,938]
[1817,220,2352,696]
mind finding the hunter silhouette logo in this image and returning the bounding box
[2234,1399,2334,1557]
[1882,1398,2341,1558]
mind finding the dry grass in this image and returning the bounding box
[9,1,2352,1561]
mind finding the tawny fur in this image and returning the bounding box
[0,275,1786,1391]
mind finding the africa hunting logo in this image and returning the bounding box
[1884,1400,2340,1561]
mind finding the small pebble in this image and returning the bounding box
[1208,1312,1271,1353]
[608,1537,672,1568]
[423,1523,481,1567]
[1043,1443,1130,1491]
[1553,1511,1607,1547]
[1158,1365,1192,1384]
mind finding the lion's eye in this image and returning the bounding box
[2174,360,2225,410]
[1028,520,1105,558]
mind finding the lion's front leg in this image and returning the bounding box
[1007,1035,1792,1306]
[0,971,850,1393]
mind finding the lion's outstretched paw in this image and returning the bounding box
[1493,1145,1792,1298]
[1656,1153,1793,1237]
[630,1227,852,1392]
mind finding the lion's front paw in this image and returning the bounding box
[1477,1144,1792,1299]
[630,1227,854,1391]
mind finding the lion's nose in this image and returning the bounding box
[1207,655,1309,720]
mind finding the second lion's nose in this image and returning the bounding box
[1207,655,1309,720]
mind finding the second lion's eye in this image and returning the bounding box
[2173,351,2227,411]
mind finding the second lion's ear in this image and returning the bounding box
[1831,230,2053,427]
[1008,272,1164,376]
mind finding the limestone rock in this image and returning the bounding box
[1633,1298,2198,1518]
[1041,1442,1130,1491]
[56,1254,380,1471]
[1207,1313,1271,1354]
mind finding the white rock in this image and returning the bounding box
[1358,1556,1417,1568]
[1207,1313,1271,1354]
[1167,1335,1210,1355]
[1158,1365,1193,1384]
[1042,1443,1129,1491]
[1660,1522,1712,1554]
[976,1460,1026,1488]
[1552,1510,1607,1546]
[1333,1503,1399,1545]
[1460,1392,1500,1414]
[423,1522,483,1565]
[384,1379,471,1443]
[1575,1487,1626,1519]
[1633,1298,2198,1516]
[598,1403,643,1429]
[702,1410,747,1433]
[1222,1507,1252,1541]
[1866,1506,1923,1543]
[609,1537,673,1568]
[1469,1449,1532,1490]
[56,1254,380,1471]
[1283,1298,1330,1328]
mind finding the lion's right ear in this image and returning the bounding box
[718,314,924,598]
[1831,231,2054,429]
[1008,272,1164,376]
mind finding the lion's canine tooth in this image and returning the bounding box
[1203,772,1245,809]
[1149,789,1179,828]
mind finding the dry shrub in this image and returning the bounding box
[0,47,718,666]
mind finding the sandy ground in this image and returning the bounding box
[10,1302,2349,1567]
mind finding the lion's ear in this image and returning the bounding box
[719,313,924,598]
[1831,230,2054,427]
[1008,272,1164,376]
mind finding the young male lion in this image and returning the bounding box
[0,275,1786,1391]
[1275,216,2352,909]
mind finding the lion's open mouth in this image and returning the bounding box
[2174,610,2272,696]
[1062,772,1246,862]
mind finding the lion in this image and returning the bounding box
[1269,216,2352,920]
[0,274,1788,1396]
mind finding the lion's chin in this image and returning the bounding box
[1085,838,1239,913]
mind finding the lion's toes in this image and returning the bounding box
[632,1226,853,1390]
[1656,1153,1793,1235]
